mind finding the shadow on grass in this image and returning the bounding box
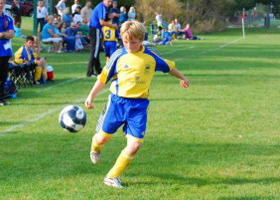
[150,172,280,187]
[218,196,277,200]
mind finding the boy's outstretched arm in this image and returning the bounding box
[85,80,105,109]
[169,68,190,88]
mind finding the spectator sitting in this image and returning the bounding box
[127,7,136,21]
[168,20,176,39]
[76,22,88,46]
[59,21,68,33]
[14,22,26,38]
[41,15,63,53]
[14,36,47,84]
[182,24,203,40]
[174,18,183,38]
[32,36,48,83]
[80,18,90,44]
[54,15,63,27]
[63,22,81,52]
[73,6,82,24]
[119,6,127,25]
[159,28,172,45]
[62,7,72,27]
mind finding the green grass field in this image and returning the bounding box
[1,17,280,199]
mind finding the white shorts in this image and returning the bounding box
[42,38,62,43]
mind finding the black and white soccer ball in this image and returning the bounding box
[59,105,87,133]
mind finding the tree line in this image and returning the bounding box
[59,0,279,31]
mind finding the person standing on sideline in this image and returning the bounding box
[110,1,121,26]
[81,1,92,21]
[55,0,66,17]
[86,0,118,77]
[11,0,22,25]
[0,0,14,106]
[119,6,126,25]
[37,1,48,32]
[71,0,81,14]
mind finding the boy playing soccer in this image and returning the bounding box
[102,18,119,63]
[85,20,189,188]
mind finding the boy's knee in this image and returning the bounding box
[125,140,142,155]
[95,132,111,144]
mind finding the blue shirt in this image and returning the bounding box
[110,7,120,25]
[119,11,126,23]
[0,14,14,57]
[42,23,55,39]
[89,2,108,29]
[64,27,78,36]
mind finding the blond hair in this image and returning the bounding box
[120,20,146,41]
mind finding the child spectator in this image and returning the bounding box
[14,36,47,84]
[59,21,68,33]
[160,28,172,45]
[73,6,82,24]
[85,20,189,188]
[102,18,119,62]
[127,7,136,20]
[119,6,127,25]
[32,36,48,83]
[14,22,26,38]
[182,24,203,40]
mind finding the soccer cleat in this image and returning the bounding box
[90,150,100,164]
[103,177,124,188]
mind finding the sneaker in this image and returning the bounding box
[90,150,100,164]
[103,177,124,188]
[35,81,41,85]
[0,99,8,106]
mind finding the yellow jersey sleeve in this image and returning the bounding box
[14,46,24,64]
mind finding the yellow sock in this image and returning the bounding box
[91,132,112,152]
[106,151,134,178]
[34,67,42,81]
[91,138,104,152]
[42,67,47,80]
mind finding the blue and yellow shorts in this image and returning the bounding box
[96,93,149,142]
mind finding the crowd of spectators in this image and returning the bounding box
[153,13,204,45]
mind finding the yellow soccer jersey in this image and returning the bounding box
[102,25,118,42]
[98,46,175,98]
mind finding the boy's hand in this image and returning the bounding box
[85,96,94,109]
[180,78,189,88]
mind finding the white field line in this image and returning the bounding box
[42,75,84,91]
[0,87,109,135]
[173,37,244,61]
[0,38,242,134]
